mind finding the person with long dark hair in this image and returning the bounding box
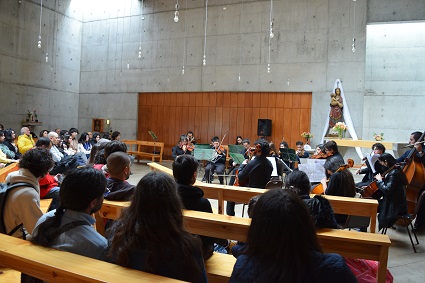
[32,167,107,259]
[322,155,356,224]
[375,153,408,231]
[230,189,356,282]
[107,172,207,283]
[285,170,338,228]
[2,128,21,160]
[78,132,92,158]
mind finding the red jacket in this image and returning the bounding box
[38,174,58,198]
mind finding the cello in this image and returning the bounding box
[402,131,425,213]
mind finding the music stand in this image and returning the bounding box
[194,144,211,150]
[228,145,245,153]
[193,148,215,161]
[279,148,298,162]
[229,152,246,165]
[148,131,159,154]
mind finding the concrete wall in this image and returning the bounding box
[78,0,367,144]
[1,0,424,148]
[0,0,83,133]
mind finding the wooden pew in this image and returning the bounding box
[0,163,19,183]
[122,140,164,164]
[0,233,183,283]
[96,201,390,283]
[147,162,379,233]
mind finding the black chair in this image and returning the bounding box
[381,190,425,253]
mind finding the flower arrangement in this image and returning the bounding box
[332,122,348,138]
[301,132,314,139]
[373,133,384,141]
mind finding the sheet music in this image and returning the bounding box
[367,154,380,174]
[298,159,326,183]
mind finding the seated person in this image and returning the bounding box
[202,136,226,184]
[17,127,35,154]
[187,131,197,145]
[35,137,61,211]
[171,135,191,160]
[284,170,338,228]
[0,130,19,162]
[105,152,135,201]
[173,154,227,259]
[356,143,386,188]
[321,156,356,225]
[310,144,328,159]
[3,129,21,160]
[237,139,273,189]
[32,167,108,260]
[107,172,207,283]
[375,153,408,231]
[295,141,310,162]
[324,140,344,164]
[230,189,356,282]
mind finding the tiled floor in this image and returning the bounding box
[130,161,425,282]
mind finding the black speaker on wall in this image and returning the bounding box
[257,119,272,136]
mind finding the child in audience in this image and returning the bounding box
[230,189,356,282]
[107,172,207,283]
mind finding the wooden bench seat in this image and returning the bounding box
[96,201,390,283]
[0,163,19,183]
[147,162,379,233]
[122,140,164,164]
[0,233,183,283]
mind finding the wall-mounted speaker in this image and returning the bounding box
[257,119,272,136]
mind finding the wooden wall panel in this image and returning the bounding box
[138,92,312,158]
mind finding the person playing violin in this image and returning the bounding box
[375,153,408,231]
[202,136,226,184]
[171,135,191,160]
[356,143,386,188]
[295,141,309,162]
[323,140,344,164]
[187,131,197,145]
[237,139,273,189]
[310,144,328,159]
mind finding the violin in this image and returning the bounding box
[187,144,195,152]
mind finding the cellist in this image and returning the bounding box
[397,131,425,232]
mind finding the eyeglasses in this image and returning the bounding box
[104,188,110,198]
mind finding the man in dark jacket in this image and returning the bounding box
[105,152,135,201]
[173,154,225,259]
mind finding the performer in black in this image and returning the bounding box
[202,136,226,185]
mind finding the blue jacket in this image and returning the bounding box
[230,251,357,283]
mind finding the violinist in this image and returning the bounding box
[295,141,309,162]
[235,135,243,145]
[309,144,328,159]
[171,135,191,160]
[237,139,273,189]
[202,136,226,184]
[187,131,197,145]
[321,156,356,225]
[356,143,386,188]
[375,153,408,231]
[323,140,344,164]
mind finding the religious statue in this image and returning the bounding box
[329,87,344,127]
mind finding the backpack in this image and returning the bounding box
[50,155,78,175]
[0,182,35,236]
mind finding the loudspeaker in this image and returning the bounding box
[257,119,272,136]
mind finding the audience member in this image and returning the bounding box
[68,128,79,151]
[91,133,101,144]
[3,128,21,160]
[17,127,35,154]
[105,152,135,200]
[4,148,54,238]
[111,131,121,141]
[35,138,60,211]
[39,130,49,138]
[173,155,217,259]
[78,132,92,158]
[285,170,338,228]
[0,130,19,164]
[107,172,207,283]
[32,167,108,260]
[230,189,356,282]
